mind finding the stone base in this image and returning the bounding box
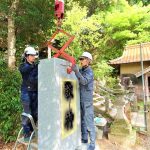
[110,119,132,135]
[95,126,103,140]
[109,129,136,146]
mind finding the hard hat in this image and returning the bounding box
[80,52,93,61]
[24,47,37,55]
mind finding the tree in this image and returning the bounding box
[61,1,114,79]
[100,3,150,60]
[59,0,150,79]
[69,0,116,16]
[7,0,20,69]
[127,0,150,6]
[0,0,54,68]
[60,1,105,63]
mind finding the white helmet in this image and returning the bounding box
[24,47,37,55]
[80,52,92,61]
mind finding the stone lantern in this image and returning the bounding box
[109,78,136,146]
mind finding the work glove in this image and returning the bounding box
[72,64,79,73]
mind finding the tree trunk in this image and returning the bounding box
[7,0,19,69]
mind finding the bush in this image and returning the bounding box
[0,58,22,142]
[93,60,117,88]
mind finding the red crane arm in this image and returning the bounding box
[47,29,76,66]
[47,0,76,74]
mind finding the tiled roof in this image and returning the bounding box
[109,42,150,65]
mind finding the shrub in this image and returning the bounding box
[0,58,22,142]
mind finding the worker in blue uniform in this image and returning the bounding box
[72,52,95,150]
[19,46,38,141]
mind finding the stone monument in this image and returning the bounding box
[38,58,81,150]
[109,78,136,146]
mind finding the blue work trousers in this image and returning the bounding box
[81,102,96,150]
[21,91,38,136]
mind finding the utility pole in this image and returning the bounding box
[140,43,147,131]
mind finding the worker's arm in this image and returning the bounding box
[29,64,38,84]
[72,65,93,85]
[19,63,34,74]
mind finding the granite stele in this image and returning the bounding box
[38,58,81,150]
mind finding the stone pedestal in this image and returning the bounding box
[95,117,107,140]
[109,129,136,146]
[109,79,136,146]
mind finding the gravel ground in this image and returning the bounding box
[98,132,150,150]
[0,132,150,150]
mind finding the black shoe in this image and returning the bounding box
[81,139,88,143]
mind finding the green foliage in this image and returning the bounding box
[0,0,54,50]
[0,54,22,142]
[72,0,117,15]
[127,0,150,6]
[93,60,117,88]
[61,1,104,61]
[15,0,54,46]
[93,60,113,79]
[63,0,150,63]
[100,3,150,60]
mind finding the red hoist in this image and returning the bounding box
[48,0,76,74]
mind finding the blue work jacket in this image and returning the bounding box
[75,66,94,103]
[19,61,38,92]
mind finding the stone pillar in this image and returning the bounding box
[127,80,138,112]
[109,79,136,146]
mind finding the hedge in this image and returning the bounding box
[0,58,22,142]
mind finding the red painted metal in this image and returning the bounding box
[48,0,76,74]
[47,29,76,73]
[55,0,64,19]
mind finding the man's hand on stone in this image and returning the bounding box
[71,64,78,73]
